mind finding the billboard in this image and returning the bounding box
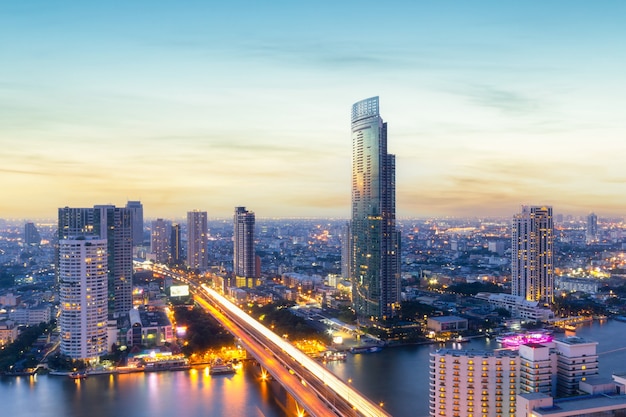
[170,285,190,297]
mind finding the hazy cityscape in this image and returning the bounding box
[3,2,626,417]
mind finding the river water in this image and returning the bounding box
[2,320,626,417]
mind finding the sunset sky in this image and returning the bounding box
[2,1,626,220]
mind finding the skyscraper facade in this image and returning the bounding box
[151,219,171,264]
[126,200,144,246]
[350,96,400,323]
[512,206,554,305]
[233,206,256,287]
[187,210,208,271]
[59,236,108,361]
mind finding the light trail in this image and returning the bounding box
[201,284,390,417]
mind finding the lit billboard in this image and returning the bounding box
[170,285,190,297]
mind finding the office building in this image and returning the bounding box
[170,223,182,265]
[429,348,519,417]
[350,96,400,323]
[234,206,257,287]
[59,237,108,361]
[586,212,598,244]
[187,210,208,271]
[511,206,554,305]
[24,222,41,246]
[126,200,144,246]
[151,218,171,264]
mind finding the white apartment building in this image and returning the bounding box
[475,293,554,322]
[59,237,109,362]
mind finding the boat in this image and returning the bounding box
[321,351,347,361]
[209,364,236,375]
[69,371,88,380]
[349,346,382,354]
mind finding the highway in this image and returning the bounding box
[152,264,390,417]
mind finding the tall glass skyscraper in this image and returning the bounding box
[233,206,257,287]
[350,96,400,323]
[512,205,554,305]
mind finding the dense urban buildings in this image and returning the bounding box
[233,206,257,288]
[170,222,182,264]
[511,206,554,305]
[58,236,108,361]
[125,200,144,246]
[186,210,208,271]
[349,96,401,323]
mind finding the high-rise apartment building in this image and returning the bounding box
[586,212,598,244]
[511,206,554,305]
[151,219,171,264]
[126,200,144,246]
[233,206,257,287]
[94,205,134,316]
[59,236,108,361]
[341,222,351,279]
[350,96,400,323]
[58,205,133,316]
[187,210,208,271]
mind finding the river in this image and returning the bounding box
[2,320,626,417]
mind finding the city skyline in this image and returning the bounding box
[2,2,626,219]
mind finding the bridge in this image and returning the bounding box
[149,264,391,417]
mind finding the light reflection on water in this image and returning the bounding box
[2,321,626,417]
[0,365,284,417]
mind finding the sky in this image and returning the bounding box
[2,1,626,220]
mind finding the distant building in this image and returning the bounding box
[126,200,144,246]
[350,96,400,323]
[556,276,598,295]
[8,305,52,326]
[233,207,257,287]
[0,320,19,346]
[586,212,598,244]
[126,309,173,348]
[24,222,41,245]
[512,206,554,304]
[186,210,208,271]
[427,316,468,332]
[475,293,555,321]
[59,237,109,361]
[151,219,171,264]
[170,223,182,264]
[0,293,21,307]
